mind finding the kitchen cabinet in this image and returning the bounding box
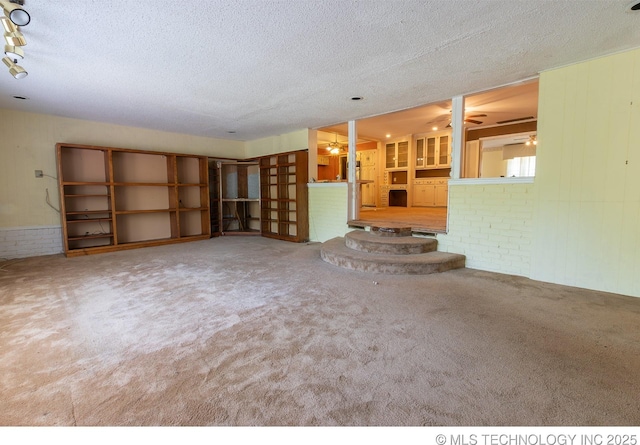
[317,155,330,166]
[385,140,409,169]
[415,133,450,169]
[357,150,377,207]
[412,178,448,207]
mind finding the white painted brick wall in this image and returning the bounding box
[437,183,534,277]
[0,226,63,259]
[308,184,349,242]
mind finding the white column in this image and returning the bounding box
[348,120,358,220]
[451,95,465,179]
[307,129,318,182]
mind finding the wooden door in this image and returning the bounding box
[360,149,377,207]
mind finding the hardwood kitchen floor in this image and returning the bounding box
[349,206,448,233]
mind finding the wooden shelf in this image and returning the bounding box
[67,218,112,223]
[115,209,177,215]
[259,150,308,242]
[113,182,176,187]
[66,210,111,215]
[65,194,110,198]
[68,233,113,241]
[62,181,110,186]
[57,143,210,256]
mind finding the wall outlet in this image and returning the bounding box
[35,170,43,178]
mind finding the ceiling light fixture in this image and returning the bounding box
[4,30,25,46]
[1,1,30,27]
[326,133,343,155]
[2,55,27,78]
[525,135,537,146]
[1,15,16,32]
[0,2,28,78]
[4,43,22,58]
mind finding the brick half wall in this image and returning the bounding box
[0,226,64,259]
[308,183,350,243]
[437,181,534,277]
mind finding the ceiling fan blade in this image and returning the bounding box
[426,115,450,126]
[464,119,483,125]
[466,113,487,118]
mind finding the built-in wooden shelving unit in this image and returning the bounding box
[259,150,309,242]
[56,143,210,257]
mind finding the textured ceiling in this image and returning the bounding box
[320,80,540,143]
[1,0,639,142]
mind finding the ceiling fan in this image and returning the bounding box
[428,112,487,128]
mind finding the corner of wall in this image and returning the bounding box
[244,129,310,159]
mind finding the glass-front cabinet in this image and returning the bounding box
[385,140,409,169]
[415,133,450,169]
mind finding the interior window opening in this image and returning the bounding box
[461,80,538,179]
[313,78,539,234]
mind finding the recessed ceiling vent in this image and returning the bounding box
[496,116,535,125]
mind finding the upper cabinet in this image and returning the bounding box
[385,140,409,170]
[415,132,450,169]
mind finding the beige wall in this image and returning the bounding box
[531,47,640,297]
[244,129,309,159]
[0,109,243,228]
[480,149,508,178]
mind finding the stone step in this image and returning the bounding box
[320,237,466,275]
[369,225,413,237]
[345,230,437,255]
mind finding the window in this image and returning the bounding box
[506,156,536,177]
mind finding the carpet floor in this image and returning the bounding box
[1,237,639,426]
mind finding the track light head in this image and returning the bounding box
[4,30,25,46]
[1,1,30,27]
[2,54,27,78]
[4,43,22,58]
[1,15,16,32]
[9,61,26,78]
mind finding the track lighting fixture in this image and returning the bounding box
[1,15,16,32]
[4,43,22,58]
[4,29,25,46]
[0,2,28,78]
[2,55,27,78]
[1,1,30,27]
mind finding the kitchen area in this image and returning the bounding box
[314,128,452,233]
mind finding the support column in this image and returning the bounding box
[451,95,465,179]
[348,120,358,220]
[307,129,318,183]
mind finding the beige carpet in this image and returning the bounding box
[1,237,639,426]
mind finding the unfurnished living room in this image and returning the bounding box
[1,0,640,427]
